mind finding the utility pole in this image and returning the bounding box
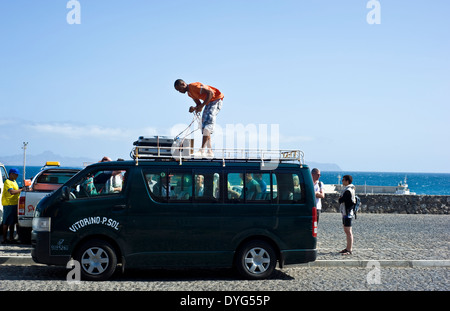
[22,142,28,185]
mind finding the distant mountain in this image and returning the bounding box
[307,161,342,171]
[0,150,97,167]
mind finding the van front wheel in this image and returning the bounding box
[75,239,117,281]
[235,240,277,280]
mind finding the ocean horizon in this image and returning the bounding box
[4,165,450,196]
[319,171,450,196]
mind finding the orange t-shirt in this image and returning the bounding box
[187,82,224,103]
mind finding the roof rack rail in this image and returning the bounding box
[131,146,305,167]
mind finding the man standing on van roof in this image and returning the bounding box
[174,79,224,158]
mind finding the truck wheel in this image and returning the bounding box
[74,239,117,281]
[235,240,277,280]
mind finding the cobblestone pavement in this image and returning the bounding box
[0,264,448,291]
[315,213,449,261]
[0,213,449,291]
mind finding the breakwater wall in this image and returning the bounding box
[321,193,450,214]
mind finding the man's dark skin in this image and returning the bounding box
[175,80,215,152]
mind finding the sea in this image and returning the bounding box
[4,165,450,196]
[319,171,450,196]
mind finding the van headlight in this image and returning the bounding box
[32,217,51,232]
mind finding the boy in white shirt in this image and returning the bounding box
[311,168,324,223]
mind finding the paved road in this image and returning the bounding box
[0,213,449,291]
[0,264,448,291]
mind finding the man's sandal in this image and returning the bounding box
[339,249,352,255]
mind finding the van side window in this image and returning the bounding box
[70,169,126,199]
[274,173,304,203]
[227,172,271,202]
[248,173,270,201]
[243,173,261,200]
[145,170,171,202]
[227,173,243,201]
[194,172,221,201]
[146,170,221,203]
[169,171,192,201]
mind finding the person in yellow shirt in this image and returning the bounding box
[2,168,23,244]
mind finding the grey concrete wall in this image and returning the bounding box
[321,193,450,214]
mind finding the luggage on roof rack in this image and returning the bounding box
[130,137,305,167]
[132,136,175,157]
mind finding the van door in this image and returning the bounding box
[222,171,277,247]
[127,168,223,268]
[273,170,314,249]
[48,167,130,257]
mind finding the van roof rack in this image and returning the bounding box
[131,146,305,167]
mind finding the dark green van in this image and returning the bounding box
[32,153,317,281]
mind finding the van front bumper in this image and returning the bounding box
[31,231,70,266]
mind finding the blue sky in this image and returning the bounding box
[0,0,449,172]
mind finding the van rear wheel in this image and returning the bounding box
[235,240,277,280]
[75,239,117,281]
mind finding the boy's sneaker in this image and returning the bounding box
[192,149,205,158]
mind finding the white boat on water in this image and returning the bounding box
[323,176,417,195]
[395,176,416,195]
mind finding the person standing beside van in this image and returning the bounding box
[338,175,356,255]
[311,168,324,223]
[174,79,224,157]
[1,168,22,244]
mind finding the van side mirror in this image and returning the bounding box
[61,186,70,201]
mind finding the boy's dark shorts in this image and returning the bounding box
[2,205,18,225]
[342,216,352,227]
